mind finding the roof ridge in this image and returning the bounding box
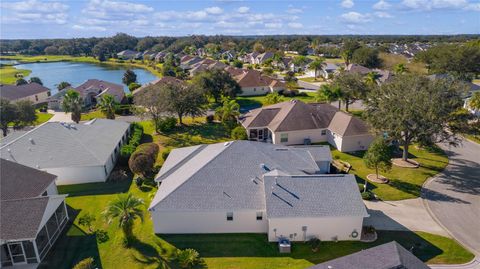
[156,145,207,181]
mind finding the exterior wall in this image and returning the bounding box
[238,86,272,96]
[44,166,108,185]
[14,91,50,105]
[272,129,329,145]
[338,134,374,152]
[45,181,58,195]
[267,216,364,242]
[150,210,268,234]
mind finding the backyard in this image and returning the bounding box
[236,92,316,109]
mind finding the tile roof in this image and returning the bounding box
[0,119,130,169]
[308,241,430,269]
[264,174,368,218]
[1,159,56,201]
[0,83,50,101]
[133,76,186,95]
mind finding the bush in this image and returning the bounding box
[95,229,109,243]
[361,191,374,200]
[231,126,247,140]
[281,89,300,97]
[135,177,143,187]
[119,123,144,163]
[73,257,95,269]
[358,183,365,193]
[162,148,172,161]
[308,237,321,252]
[128,143,159,177]
[128,82,141,92]
[176,248,200,269]
[156,116,177,133]
[206,114,214,123]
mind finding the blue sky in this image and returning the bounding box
[0,0,479,39]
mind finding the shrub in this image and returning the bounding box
[95,229,109,243]
[308,237,321,252]
[358,183,365,193]
[129,143,159,177]
[281,89,300,97]
[73,257,95,269]
[361,191,374,200]
[119,123,144,163]
[231,126,247,140]
[206,114,214,123]
[156,117,177,133]
[128,82,141,92]
[135,177,143,187]
[176,249,200,269]
[78,213,96,233]
[162,148,172,161]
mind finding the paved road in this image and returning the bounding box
[423,139,480,256]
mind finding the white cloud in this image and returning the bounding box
[288,22,303,28]
[287,7,303,14]
[465,2,480,11]
[237,6,250,13]
[401,0,470,10]
[1,0,68,12]
[265,22,282,28]
[341,0,354,8]
[375,11,393,18]
[205,6,223,14]
[340,12,372,23]
[1,0,69,24]
[373,0,391,10]
[72,24,106,31]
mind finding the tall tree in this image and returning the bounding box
[351,47,381,68]
[363,137,392,180]
[332,72,367,112]
[162,83,207,125]
[468,91,480,111]
[62,89,83,123]
[365,74,466,161]
[315,84,343,109]
[122,69,137,86]
[192,69,241,103]
[98,94,118,119]
[309,58,326,79]
[0,98,17,137]
[341,39,360,66]
[134,84,169,133]
[103,193,144,245]
[28,77,43,85]
[14,100,37,128]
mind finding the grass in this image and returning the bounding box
[41,175,473,268]
[0,65,31,84]
[379,52,427,74]
[236,92,316,109]
[298,77,322,83]
[464,133,480,144]
[80,110,106,121]
[331,145,449,200]
[35,111,53,124]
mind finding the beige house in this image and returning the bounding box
[240,100,374,152]
[0,83,50,104]
[225,68,285,96]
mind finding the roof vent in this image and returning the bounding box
[36,164,40,169]
[260,163,270,172]
[29,138,34,143]
[223,141,232,147]
[7,148,11,152]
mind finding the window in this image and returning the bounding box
[280,133,288,143]
[321,129,327,135]
[256,212,263,221]
[253,88,256,91]
[226,212,233,221]
[35,95,39,101]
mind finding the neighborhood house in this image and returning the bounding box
[240,100,374,152]
[0,119,131,185]
[149,141,369,242]
[0,83,50,104]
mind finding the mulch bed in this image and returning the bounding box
[392,158,420,168]
[366,174,389,184]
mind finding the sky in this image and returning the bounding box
[0,0,479,39]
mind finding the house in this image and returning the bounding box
[117,50,142,60]
[345,64,371,75]
[133,76,186,96]
[154,51,168,62]
[148,141,369,242]
[0,159,68,268]
[226,68,286,96]
[308,241,430,269]
[241,52,260,64]
[221,50,236,61]
[142,50,157,60]
[321,63,340,79]
[255,52,274,65]
[48,79,125,110]
[0,83,50,104]
[0,119,131,185]
[240,100,374,152]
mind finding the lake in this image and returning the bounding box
[15,61,158,94]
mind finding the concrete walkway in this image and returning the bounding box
[363,198,449,237]
[430,259,480,269]
[47,110,72,123]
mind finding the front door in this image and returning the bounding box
[258,129,264,140]
[8,242,27,265]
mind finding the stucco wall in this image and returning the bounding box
[267,216,364,242]
[338,134,374,152]
[272,129,329,145]
[45,166,108,185]
[238,86,271,96]
[14,91,50,104]
[150,210,268,234]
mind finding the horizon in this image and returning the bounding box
[1,0,479,39]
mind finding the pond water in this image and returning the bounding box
[0,59,19,65]
[15,61,158,94]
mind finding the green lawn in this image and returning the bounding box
[0,65,31,84]
[80,110,106,121]
[41,176,472,269]
[236,92,316,108]
[331,145,449,200]
[298,77,324,83]
[35,111,53,124]
[464,134,480,144]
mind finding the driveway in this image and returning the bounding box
[423,139,480,256]
[47,110,72,123]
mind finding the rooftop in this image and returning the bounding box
[0,82,50,101]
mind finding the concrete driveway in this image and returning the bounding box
[47,110,73,123]
[423,139,480,256]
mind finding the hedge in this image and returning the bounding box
[128,143,159,178]
[119,123,144,163]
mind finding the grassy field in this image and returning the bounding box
[331,145,449,200]
[379,52,427,74]
[0,65,31,84]
[41,176,472,269]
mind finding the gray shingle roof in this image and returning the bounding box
[1,159,56,201]
[0,83,50,101]
[308,241,430,269]
[264,174,368,218]
[149,141,328,211]
[0,119,129,169]
[0,197,49,240]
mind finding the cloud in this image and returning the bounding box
[265,22,282,28]
[237,6,250,13]
[401,0,470,10]
[287,7,303,14]
[375,11,393,18]
[205,6,223,14]
[72,24,106,31]
[288,22,303,28]
[1,0,68,12]
[340,11,372,23]
[465,2,480,11]
[1,0,69,24]
[373,0,392,10]
[341,0,354,8]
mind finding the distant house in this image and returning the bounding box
[0,119,130,185]
[221,50,236,61]
[345,64,371,75]
[149,141,368,241]
[226,68,285,96]
[142,50,157,60]
[241,52,274,65]
[154,51,168,62]
[133,76,186,96]
[117,50,142,60]
[0,83,50,104]
[0,159,68,267]
[240,100,374,152]
[321,63,340,78]
[308,241,430,269]
[48,79,125,110]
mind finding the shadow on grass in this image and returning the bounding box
[162,122,230,148]
[58,179,132,197]
[236,98,263,112]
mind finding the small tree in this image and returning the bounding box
[0,98,17,137]
[14,100,37,128]
[15,78,27,85]
[468,91,480,111]
[29,77,43,85]
[122,69,137,86]
[363,137,392,180]
[129,143,159,178]
[78,213,96,233]
[215,97,240,130]
[73,257,95,269]
[332,72,367,112]
[98,94,118,120]
[57,81,71,91]
[264,92,284,105]
[62,89,82,123]
[176,249,200,269]
[309,58,326,79]
[315,84,343,109]
[231,126,247,140]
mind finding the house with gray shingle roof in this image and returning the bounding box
[148,141,368,241]
[240,100,374,152]
[0,83,51,104]
[0,159,68,267]
[0,119,130,185]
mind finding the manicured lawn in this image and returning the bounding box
[41,176,473,268]
[0,65,31,84]
[298,77,323,83]
[80,110,106,121]
[236,92,316,109]
[331,145,449,200]
[35,111,53,124]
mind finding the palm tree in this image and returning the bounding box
[309,58,326,80]
[103,193,144,245]
[394,63,407,75]
[215,97,240,123]
[62,89,83,123]
[315,84,343,109]
[98,94,118,119]
[364,72,379,86]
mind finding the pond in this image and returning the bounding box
[15,61,158,94]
